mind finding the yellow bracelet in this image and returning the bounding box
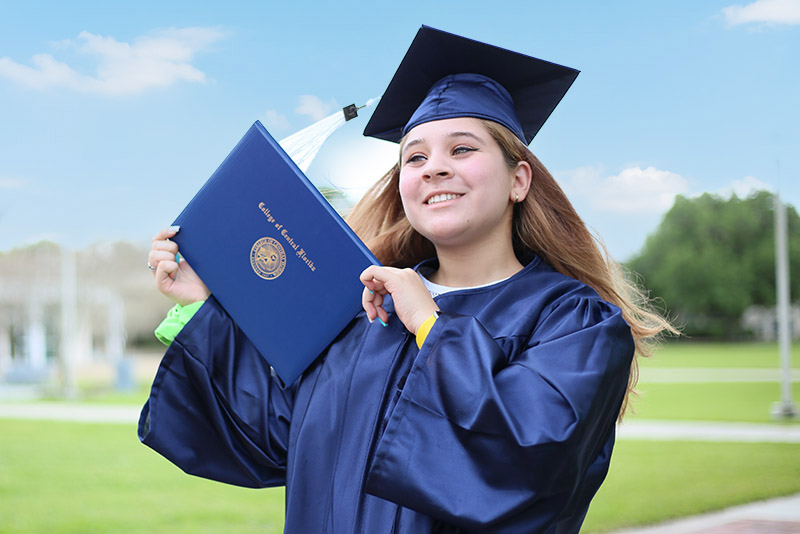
[415,311,439,349]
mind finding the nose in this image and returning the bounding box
[421,152,453,181]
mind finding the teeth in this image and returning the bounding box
[426,193,461,205]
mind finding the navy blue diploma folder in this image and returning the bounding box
[172,121,380,385]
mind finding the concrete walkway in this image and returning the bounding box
[609,493,800,534]
[4,403,799,443]
[0,402,141,424]
[618,418,800,442]
[2,403,799,442]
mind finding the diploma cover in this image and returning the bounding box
[172,121,380,385]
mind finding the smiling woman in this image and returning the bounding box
[140,25,677,534]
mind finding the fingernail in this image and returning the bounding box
[378,318,388,327]
[369,290,374,295]
[176,252,182,263]
[367,316,374,324]
[169,225,181,233]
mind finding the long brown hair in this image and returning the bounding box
[346,119,678,419]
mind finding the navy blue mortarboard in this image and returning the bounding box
[363,26,580,145]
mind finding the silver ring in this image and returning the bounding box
[147,262,157,271]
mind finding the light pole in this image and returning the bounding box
[772,194,797,419]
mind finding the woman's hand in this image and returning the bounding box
[148,226,211,306]
[360,266,439,334]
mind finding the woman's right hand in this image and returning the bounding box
[149,226,211,306]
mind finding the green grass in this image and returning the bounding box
[630,381,800,423]
[629,340,800,423]
[643,341,800,368]
[583,440,800,533]
[0,419,285,534]
[2,341,798,532]
[2,419,798,534]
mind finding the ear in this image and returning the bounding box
[510,161,533,203]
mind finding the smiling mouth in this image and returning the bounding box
[426,193,463,205]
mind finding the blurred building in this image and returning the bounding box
[0,241,171,394]
[742,305,800,342]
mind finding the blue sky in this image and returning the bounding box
[0,0,798,261]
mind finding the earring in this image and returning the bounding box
[515,193,520,203]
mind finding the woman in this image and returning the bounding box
[142,27,674,533]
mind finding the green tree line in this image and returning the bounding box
[627,191,800,339]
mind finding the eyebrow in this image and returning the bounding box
[401,131,485,155]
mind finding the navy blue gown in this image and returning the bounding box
[139,256,634,533]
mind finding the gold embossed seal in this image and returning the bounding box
[250,237,286,280]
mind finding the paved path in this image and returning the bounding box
[619,418,800,442]
[3,403,798,442]
[2,403,799,443]
[609,493,800,534]
[0,402,141,424]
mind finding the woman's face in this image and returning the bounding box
[398,117,520,250]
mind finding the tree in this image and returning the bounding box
[628,191,800,339]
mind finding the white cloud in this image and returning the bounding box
[295,94,337,122]
[0,27,225,96]
[262,109,291,131]
[559,165,689,215]
[722,0,800,26]
[715,176,775,197]
[0,177,25,189]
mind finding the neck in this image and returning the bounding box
[429,233,523,287]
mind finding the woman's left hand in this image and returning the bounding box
[360,266,439,334]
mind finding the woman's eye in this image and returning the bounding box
[406,154,426,164]
[453,146,478,155]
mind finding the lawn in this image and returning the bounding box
[641,341,800,368]
[1,340,798,532]
[0,419,285,534]
[629,381,799,423]
[2,419,798,534]
[583,439,800,533]
[629,341,799,423]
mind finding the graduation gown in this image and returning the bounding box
[138,256,634,533]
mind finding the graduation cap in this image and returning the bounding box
[363,25,580,145]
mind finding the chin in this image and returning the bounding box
[419,229,472,249]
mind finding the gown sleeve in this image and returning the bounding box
[365,295,634,531]
[138,296,294,489]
